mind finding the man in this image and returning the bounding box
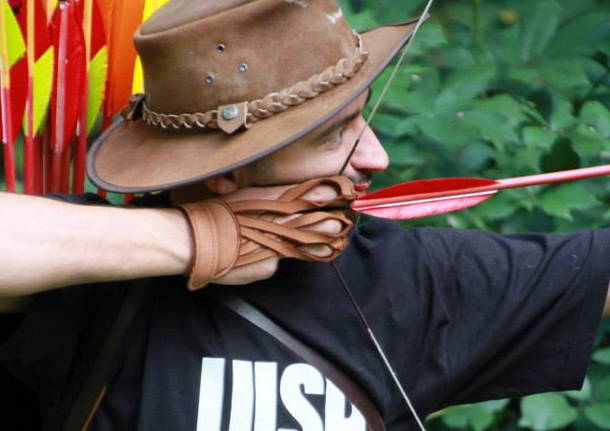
[1,0,609,430]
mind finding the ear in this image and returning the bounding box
[202,172,239,195]
[170,172,240,205]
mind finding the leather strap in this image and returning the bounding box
[62,284,151,431]
[177,176,356,290]
[209,291,386,431]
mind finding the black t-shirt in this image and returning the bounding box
[1,193,609,431]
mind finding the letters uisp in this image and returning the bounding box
[197,358,366,431]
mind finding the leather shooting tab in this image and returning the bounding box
[217,101,250,134]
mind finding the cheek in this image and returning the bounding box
[274,147,349,181]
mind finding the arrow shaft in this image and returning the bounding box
[496,165,610,189]
[354,165,610,209]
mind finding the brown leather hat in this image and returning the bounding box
[87,0,423,193]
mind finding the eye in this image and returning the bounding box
[329,125,346,144]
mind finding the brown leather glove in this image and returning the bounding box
[176,176,356,290]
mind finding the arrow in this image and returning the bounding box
[0,0,28,192]
[20,0,54,194]
[352,165,610,220]
[48,0,86,193]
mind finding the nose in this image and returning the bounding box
[348,117,389,173]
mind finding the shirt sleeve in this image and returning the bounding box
[0,193,117,427]
[408,226,610,408]
[350,223,610,414]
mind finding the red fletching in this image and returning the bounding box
[352,165,610,220]
[19,0,53,194]
[353,177,497,220]
[48,0,85,193]
[0,56,27,144]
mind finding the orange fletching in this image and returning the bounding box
[102,0,144,123]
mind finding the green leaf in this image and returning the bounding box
[371,113,401,137]
[459,143,494,172]
[522,127,557,151]
[593,348,610,365]
[548,93,575,131]
[461,110,519,147]
[570,130,607,162]
[547,13,610,58]
[370,66,411,111]
[584,404,610,429]
[434,64,496,114]
[87,47,108,134]
[385,141,425,167]
[473,95,528,129]
[416,112,479,147]
[344,8,377,31]
[564,377,592,401]
[442,404,495,431]
[539,183,598,220]
[538,59,590,91]
[409,20,449,55]
[596,376,610,402]
[471,194,517,221]
[519,0,561,62]
[390,67,440,115]
[579,101,610,138]
[519,393,578,430]
[478,399,510,412]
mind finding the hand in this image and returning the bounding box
[215,179,353,285]
[177,176,355,289]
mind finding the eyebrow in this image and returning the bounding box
[313,111,360,140]
[312,89,370,139]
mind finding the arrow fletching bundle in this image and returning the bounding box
[0,0,159,195]
[352,165,610,220]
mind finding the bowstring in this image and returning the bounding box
[332,1,435,430]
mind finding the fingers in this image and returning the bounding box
[300,184,343,204]
[222,176,353,207]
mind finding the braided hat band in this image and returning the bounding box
[134,33,368,135]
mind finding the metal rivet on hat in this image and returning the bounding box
[238,63,248,73]
[217,44,226,53]
[204,74,215,85]
[222,104,239,121]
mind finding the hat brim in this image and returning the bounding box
[88,18,422,193]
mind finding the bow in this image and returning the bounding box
[331,1,435,430]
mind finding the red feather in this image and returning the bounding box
[352,165,610,220]
[48,0,85,193]
[0,0,28,192]
[0,56,28,145]
[15,0,53,194]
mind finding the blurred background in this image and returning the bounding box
[1,0,609,429]
[339,0,610,429]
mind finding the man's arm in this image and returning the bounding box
[0,182,344,297]
[605,285,610,317]
[0,192,193,296]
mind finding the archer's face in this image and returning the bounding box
[240,93,389,194]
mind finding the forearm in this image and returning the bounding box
[604,285,610,317]
[0,193,193,295]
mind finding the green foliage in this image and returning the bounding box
[343,0,610,429]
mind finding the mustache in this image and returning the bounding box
[348,172,371,185]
